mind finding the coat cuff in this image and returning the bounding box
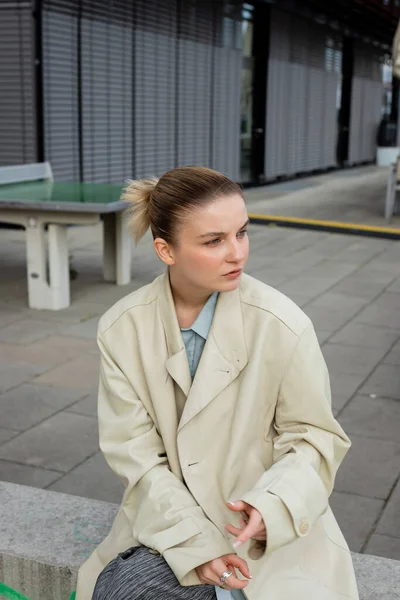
[240,489,295,559]
[161,520,234,586]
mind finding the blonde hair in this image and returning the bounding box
[122,166,243,245]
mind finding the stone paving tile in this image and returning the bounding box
[0,459,61,488]
[376,479,400,538]
[383,340,400,366]
[306,291,370,312]
[73,281,147,306]
[328,239,390,265]
[0,308,28,329]
[0,318,62,344]
[388,276,400,292]
[276,290,319,308]
[21,303,107,325]
[68,393,97,417]
[350,265,400,286]
[0,359,46,394]
[0,412,99,472]
[48,451,124,504]
[360,364,400,400]
[364,534,400,561]
[0,335,96,368]
[330,278,388,299]
[33,353,99,392]
[0,384,87,431]
[279,276,337,297]
[260,255,323,277]
[304,305,362,333]
[245,265,289,288]
[321,343,387,377]
[370,292,400,311]
[330,491,385,552]
[315,329,332,345]
[354,303,400,330]
[330,372,365,400]
[338,395,400,443]
[330,323,400,350]
[299,262,359,281]
[331,394,350,417]
[334,434,400,500]
[59,316,100,341]
[0,427,19,444]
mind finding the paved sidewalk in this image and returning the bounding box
[246,165,400,228]
[0,166,399,562]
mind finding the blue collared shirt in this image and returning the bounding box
[180,291,219,379]
[180,292,245,600]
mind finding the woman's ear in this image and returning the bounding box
[153,237,176,266]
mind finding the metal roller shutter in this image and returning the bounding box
[306,29,325,171]
[80,1,133,183]
[177,0,213,168]
[265,8,291,179]
[0,1,37,166]
[42,2,79,180]
[212,0,241,179]
[265,7,339,180]
[349,42,384,164]
[40,0,241,183]
[134,0,177,179]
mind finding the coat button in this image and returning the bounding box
[299,520,309,535]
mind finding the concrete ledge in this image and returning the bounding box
[1,481,399,599]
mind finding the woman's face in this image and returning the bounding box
[165,193,250,294]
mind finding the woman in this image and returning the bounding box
[76,166,359,600]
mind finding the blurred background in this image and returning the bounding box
[1,0,400,185]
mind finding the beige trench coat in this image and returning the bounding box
[76,272,359,600]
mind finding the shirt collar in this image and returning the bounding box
[181,291,219,340]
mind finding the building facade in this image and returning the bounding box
[0,0,399,185]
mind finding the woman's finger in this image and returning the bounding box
[227,500,249,513]
[233,510,265,548]
[223,553,252,580]
[224,523,243,537]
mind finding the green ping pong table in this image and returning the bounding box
[0,177,131,310]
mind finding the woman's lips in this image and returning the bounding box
[223,269,242,279]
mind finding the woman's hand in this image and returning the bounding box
[195,554,251,590]
[225,500,267,547]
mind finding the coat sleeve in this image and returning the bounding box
[97,332,233,585]
[240,323,350,559]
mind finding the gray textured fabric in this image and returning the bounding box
[92,546,217,600]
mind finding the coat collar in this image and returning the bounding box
[158,271,248,431]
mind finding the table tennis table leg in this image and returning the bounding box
[103,212,131,285]
[26,220,48,309]
[25,220,70,310]
[48,224,70,309]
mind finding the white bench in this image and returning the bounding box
[0,163,131,310]
[385,160,400,222]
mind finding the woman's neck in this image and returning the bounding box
[168,269,212,327]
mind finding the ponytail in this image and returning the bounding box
[122,177,158,244]
[122,166,242,246]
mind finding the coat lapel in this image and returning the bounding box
[179,280,248,431]
[159,272,192,398]
[158,271,248,431]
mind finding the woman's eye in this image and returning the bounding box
[205,238,221,246]
[238,229,248,238]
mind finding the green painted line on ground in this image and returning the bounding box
[0,582,76,600]
[0,582,31,600]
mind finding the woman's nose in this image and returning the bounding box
[227,239,244,262]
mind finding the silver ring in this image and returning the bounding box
[220,569,233,587]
